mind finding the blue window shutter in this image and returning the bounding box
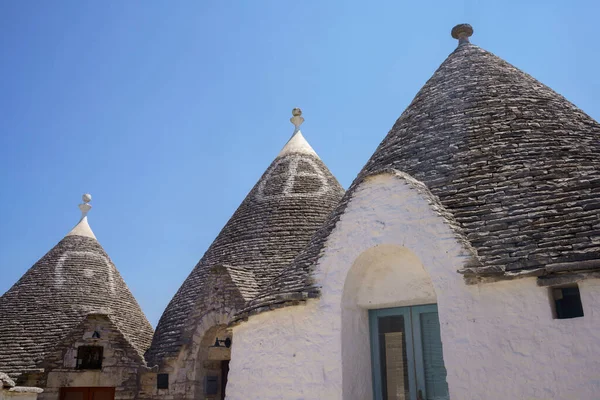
[412,306,449,400]
[370,305,449,400]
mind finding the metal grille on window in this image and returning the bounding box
[76,346,103,370]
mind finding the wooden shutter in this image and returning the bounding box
[411,305,449,400]
[370,305,450,400]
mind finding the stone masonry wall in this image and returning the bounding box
[140,267,240,400]
[22,314,146,400]
[1,373,42,400]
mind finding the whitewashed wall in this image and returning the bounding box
[227,172,600,400]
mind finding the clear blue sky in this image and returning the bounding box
[1,1,598,327]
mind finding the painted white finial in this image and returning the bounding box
[66,193,96,238]
[290,108,304,132]
[79,193,92,218]
[277,108,318,158]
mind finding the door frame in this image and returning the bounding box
[369,304,441,400]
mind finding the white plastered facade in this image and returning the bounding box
[226,172,600,400]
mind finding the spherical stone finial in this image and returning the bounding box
[78,193,92,218]
[451,23,473,44]
[290,107,305,131]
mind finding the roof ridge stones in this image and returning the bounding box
[145,109,345,366]
[239,25,600,317]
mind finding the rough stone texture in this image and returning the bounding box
[31,314,146,400]
[228,173,600,400]
[0,373,41,400]
[245,40,600,313]
[0,387,43,400]
[0,374,15,389]
[0,235,154,379]
[139,267,243,399]
[145,131,344,367]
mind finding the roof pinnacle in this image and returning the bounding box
[290,108,304,132]
[79,193,92,219]
[451,23,473,45]
[66,193,96,239]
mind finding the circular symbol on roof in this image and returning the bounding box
[256,155,331,201]
[54,251,116,295]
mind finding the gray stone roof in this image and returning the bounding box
[240,33,600,314]
[0,233,154,378]
[145,129,345,365]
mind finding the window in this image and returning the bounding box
[76,346,103,370]
[370,304,449,400]
[553,285,584,319]
[157,373,169,389]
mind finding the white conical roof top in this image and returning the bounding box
[277,108,318,157]
[66,194,96,239]
[277,130,318,158]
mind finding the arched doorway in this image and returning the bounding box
[195,324,232,400]
[341,244,449,400]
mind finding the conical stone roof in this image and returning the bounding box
[146,110,344,365]
[0,196,154,378]
[244,25,600,313]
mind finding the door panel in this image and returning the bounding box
[370,308,416,400]
[60,387,115,400]
[412,306,449,400]
[370,305,449,400]
[90,388,115,400]
[62,391,86,400]
[379,315,410,400]
[221,360,230,400]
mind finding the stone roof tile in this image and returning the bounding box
[0,214,154,378]
[145,115,345,365]
[242,29,600,315]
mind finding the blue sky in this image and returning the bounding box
[1,1,598,327]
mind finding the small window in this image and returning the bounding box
[553,286,584,319]
[157,373,169,390]
[76,346,103,369]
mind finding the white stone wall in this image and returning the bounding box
[227,172,600,400]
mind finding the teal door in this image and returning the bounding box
[369,304,449,400]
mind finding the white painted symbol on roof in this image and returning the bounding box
[54,251,116,294]
[256,155,330,201]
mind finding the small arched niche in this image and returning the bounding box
[341,244,437,400]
